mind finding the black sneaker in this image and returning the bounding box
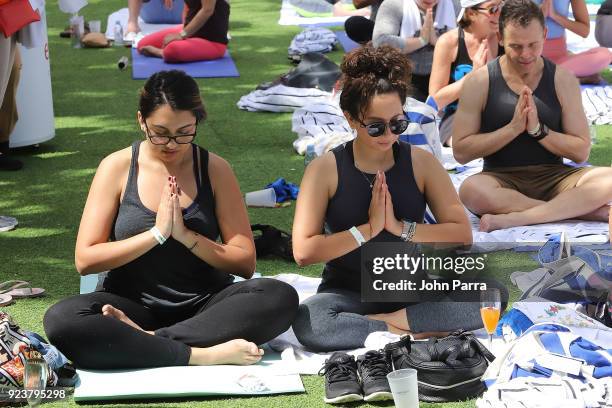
[0,154,23,171]
[318,352,363,404]
[357,350,393,402]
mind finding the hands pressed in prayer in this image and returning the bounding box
[473,40,490,70]
[368,171,404,239]
[155,176,190,243]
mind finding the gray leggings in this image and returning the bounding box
[292,288,500,352]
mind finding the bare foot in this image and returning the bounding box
[102,304,146,332]
[126,22,141,36]
[578,73,603,85]
[479,213,520,232]
[190,339,264,366]
[386,323,409,335]
[139,45,163,58]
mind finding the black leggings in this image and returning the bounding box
[43,278,298,369]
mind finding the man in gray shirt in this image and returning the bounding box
[373,0,458,101]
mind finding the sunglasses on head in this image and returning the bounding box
[358,116,410,137]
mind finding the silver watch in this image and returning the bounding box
[400,220,416,242]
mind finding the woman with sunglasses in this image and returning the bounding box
[429,0,504,145]
[291,44,474,353]
[43,70,298,369]
[533,0,611,83]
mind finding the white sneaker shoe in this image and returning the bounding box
[123,31,138,45]
[0,216,18,232]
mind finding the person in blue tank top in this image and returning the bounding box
[453,0,612,232]
[429,0,504,145]
[43,70,298,370]
[291,44,491,355]
[532,0,612,83]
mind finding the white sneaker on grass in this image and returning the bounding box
[0,216,17,232]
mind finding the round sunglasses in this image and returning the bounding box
[358,116,410,137]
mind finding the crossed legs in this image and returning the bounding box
[460,167,612,232]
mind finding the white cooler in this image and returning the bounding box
[9,2,55,148]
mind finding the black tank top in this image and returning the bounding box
[104,142,233,319]
[443,28,473,117]
[449,28,473,87]
[481,57,562,169]
[185,0,229,45]
[444,29,504,116]
[319,140,426,293]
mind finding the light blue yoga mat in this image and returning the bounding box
[335,30,359,53]
[131,48,240,80]
[74,350,304,402]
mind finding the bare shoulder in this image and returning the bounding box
[208,151,233,175]
[207,152,239,192]
[554,64,581,103]
[411,145,439,169]
[438,28,459,49]
[460,64,490,106]
[303,150,337,194]
[97,146,132,176]
[313,150,337,174]
[410,146,440,188]
[467,63,490,86]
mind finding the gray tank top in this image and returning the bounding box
[103,142,234,319]
[481,57,562,169]
[319,140,426,293]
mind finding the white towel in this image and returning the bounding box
[582,86,612,126]
[288,27,338,57]
[237,84,332,113]
[399,0,457,39]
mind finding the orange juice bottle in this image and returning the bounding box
[480,306,500,334]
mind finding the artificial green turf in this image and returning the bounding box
[0,0,611,406]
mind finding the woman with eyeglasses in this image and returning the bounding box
[429,0,504,146]
[291,45,474,353]
[532,0,611,83]
[372,0,458,102]
[43,70,298,369]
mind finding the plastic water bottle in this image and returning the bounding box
[304,144,316,167]
[589,124,597,145]
[114,22,124,46]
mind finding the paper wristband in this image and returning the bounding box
[150,226,166,245]
[349,226,366,247]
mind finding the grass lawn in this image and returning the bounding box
[0,0,611,406]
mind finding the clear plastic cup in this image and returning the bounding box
[24,358,48,407]
[387,368,419,408]
[245,188,277,207]
[88,20,101,33]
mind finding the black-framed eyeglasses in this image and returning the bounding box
[473,2,504,15]
[358,115,410,137]
[144,121,197,145]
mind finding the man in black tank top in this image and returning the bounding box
[452,0,612,232]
